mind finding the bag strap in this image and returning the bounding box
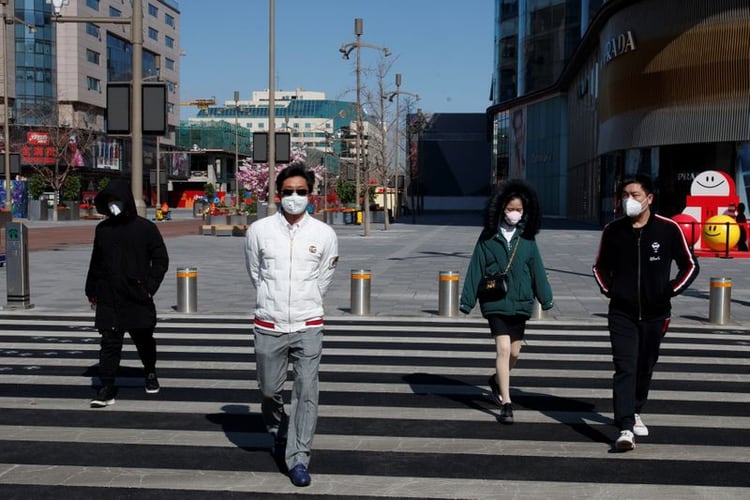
[481,237,520,274]
[503,238,520,274]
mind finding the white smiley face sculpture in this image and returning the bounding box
[690,170,732,196]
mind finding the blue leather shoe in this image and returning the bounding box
[289,463,311,487]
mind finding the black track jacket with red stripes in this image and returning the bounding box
[593,213,699,320]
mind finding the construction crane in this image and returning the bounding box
[179,97,217,111]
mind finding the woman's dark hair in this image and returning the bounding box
[480,179,541,240]
[275,163,315,193]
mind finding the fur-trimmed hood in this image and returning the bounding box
[480,179,542,240]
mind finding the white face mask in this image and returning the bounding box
[281,194,308,215]
[622,197,645,218]
[504,211,523,226]
[108,201,124,216]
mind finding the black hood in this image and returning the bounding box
[94,178,138,218]
[481,179,542,241]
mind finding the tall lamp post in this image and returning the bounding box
[388,73,418,223]
[1,0,34,212]
[266,0,277,215]
[233,90,240,210]
[48,0,146,216]
[339,17,389,236]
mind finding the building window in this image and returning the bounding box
[85,23,100,39]
[148,4,158,17]
[109,6,121,17]
[165,36,174,48]
[86,49,100,64]
[165,57,175,70]
[86,0,99,11]
[148,27,158,41]
[167,102,174,114]
[165,13,175,27]
[87,76,101,92]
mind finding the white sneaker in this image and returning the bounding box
[615,430,635,451]
[633,414,649,437]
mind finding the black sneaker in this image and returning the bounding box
[487,374,502,407]
[499,402,514,424]
[145,372,160,394]
[90,385,117,408]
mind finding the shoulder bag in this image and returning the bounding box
[477,238,519,301]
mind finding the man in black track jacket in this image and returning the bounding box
[593,174,699,451]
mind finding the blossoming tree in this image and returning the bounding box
[236,148,325,202]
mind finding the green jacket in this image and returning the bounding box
[460,232,553,317]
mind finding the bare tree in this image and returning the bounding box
[16,104,100,221]
[362,56,396,229]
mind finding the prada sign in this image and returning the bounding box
[604,30,636,64]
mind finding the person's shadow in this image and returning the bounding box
[402,372,499,419]
[206,404,290,472]
[512,388,612,445]
[205,404,270,450]
[403,372,613,448]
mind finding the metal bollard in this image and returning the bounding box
[438,271,459,317]
[4,222,33,309]
[530,300,547,320]
[708,277,731,325]
[350,269,371,315]
[176,267,198,313]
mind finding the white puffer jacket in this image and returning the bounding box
[245,212,339,333]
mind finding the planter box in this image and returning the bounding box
[27,200,48,221]
[325,211,345,225]
[208,214,229,225]
[229,214,249,225]
[56,209,72,221]
[79,208,96,219]
[63,201,80,220]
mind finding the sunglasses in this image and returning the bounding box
[281,188,309,197]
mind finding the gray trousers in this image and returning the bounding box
[254,325,323,469]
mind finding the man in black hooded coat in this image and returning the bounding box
[85,179,169,407]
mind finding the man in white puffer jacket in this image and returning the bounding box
[244,164,338,487]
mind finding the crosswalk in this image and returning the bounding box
[0,313,748,498]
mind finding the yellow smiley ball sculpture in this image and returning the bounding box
[702,215,740,251]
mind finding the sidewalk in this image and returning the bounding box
[1,209,748,329]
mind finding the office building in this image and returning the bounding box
[1,0,181,196]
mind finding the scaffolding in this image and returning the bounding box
[176,121,251,153]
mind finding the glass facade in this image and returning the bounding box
[106,33,159,82]
[13,0,56,126]
[492,0,596,216]
[525,1,581,93]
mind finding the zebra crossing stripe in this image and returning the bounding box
[0,313,748,496]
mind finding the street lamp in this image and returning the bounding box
[233,90,240,210]
[388,73,419,223]
[340,17,390,236]
[1,0,35,212]
[47,0,146,216]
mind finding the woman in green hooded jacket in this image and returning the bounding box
[460,179,553,424]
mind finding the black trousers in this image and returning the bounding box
[98,328,157,386]
[608,311,669,431]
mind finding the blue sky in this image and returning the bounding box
[178,1,495,120]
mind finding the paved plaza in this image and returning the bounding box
[2,209,749,330]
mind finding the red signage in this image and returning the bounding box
[22,131,56,165]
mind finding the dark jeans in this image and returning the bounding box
[608,311,669,431]
[98,328,157,386]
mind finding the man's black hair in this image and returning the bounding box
[620,174,653,195]
[276,163,314,193]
